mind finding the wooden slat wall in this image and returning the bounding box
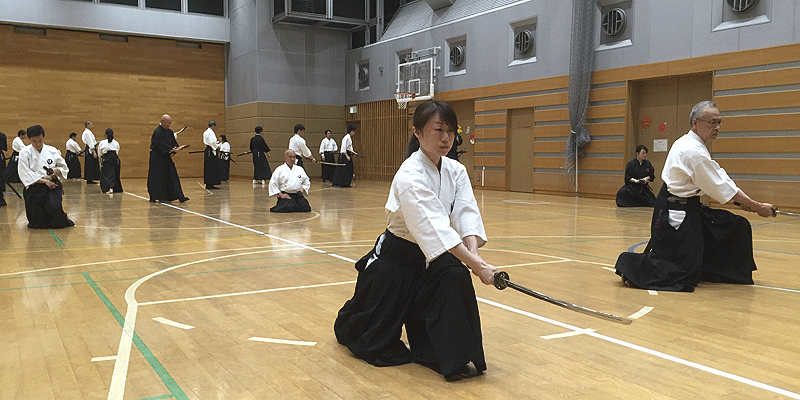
[224,102,345,179]
[0,24,225,178]
[344,99,407,182]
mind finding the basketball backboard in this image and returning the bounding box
[396,57,435,101]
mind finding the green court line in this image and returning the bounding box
[82,273,189,400]
[138,394,176,400]
[47,229,65,247]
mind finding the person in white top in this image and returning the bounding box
[81,121,101,184]
[268,149,311,213]
[65,132,82,180]
[18,125,74,229]
[0,131,6,207]
[203,120,221,189]
[615,101,774,292]
[218,135,231,182]
[2,130,27,184]
[331,125,357,187]
[335,100,498,381]
[319,129,337,182]
[97,128,123,194]
[288,124,316,168]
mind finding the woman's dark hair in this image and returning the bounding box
[635,145,648,154]
[405,99,458,157]
[105,128,114,142]
[18,129,27,137]
[347,125,356,134]
[69,132,77,139]
[220,134,228,143]
[0,132,6,152]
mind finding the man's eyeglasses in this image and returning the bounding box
[696,118,722,126]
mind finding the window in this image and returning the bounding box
[101,0,138,6]
[146,0,181,11]
[189,0,225,16]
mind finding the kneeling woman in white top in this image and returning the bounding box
[97,128,123,194]
[334,100,498,381]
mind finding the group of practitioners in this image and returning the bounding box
[0,100,779,382]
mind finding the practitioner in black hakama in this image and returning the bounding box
[319,129,337,182]
[18,125,74,229]
[268,150,311,213]
[65,132,82,180]
[335,100,498,381]
[250,126,272,184]
[331,125,357,188]
[82,121,101,184]
[616,145,656,207]
[98,128,123,194]
[203,120,221,190]
[147,114,188,203]
[2,130,26,184]
[615,101,775,292]
[218,135,231,182]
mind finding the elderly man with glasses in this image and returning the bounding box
[614,100,775,292]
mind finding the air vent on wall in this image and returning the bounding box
[514,29,533,54]
[358,66,369,84]
[726,0,759,12]
[601,8,626,36]
[449,45,464,66]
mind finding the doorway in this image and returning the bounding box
[629,73,712,191]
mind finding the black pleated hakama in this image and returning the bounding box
[331,152,354,187]
[204,146,221,186]
[84,145,100,181]
[100,150,123,193]
[615,184,756,292]
[321,151,336,182]
[65,150,82,179]
[23,183,74,229]
[269,192,311,213]
[147,125,187,202]
[335,230,486,377]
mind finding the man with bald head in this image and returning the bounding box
[147,114,189,203]
[268,149,311,213]
[615,101,774,292]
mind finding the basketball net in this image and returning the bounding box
[394,92,415,109]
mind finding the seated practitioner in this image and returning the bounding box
[268,149,311,213]
[616,145,656,207]
[615,101,774,292]
[18,125,74,229]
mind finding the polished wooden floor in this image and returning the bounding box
[1,177,799,400]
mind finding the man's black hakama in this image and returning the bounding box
[269,192,311,213]
[331,152,354,187]
[100,150,123,193]
[335,230,487,376]
[204,146,221,186]
[616,158,656,207]
[23,183,74,229]
[65,150,81,179]
[250,135,272,181]
[147,125,187,202]
[615,184,756,292]
[84,146,100,181]
[321,151,335,182]
[0,150,6,207]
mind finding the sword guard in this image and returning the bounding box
[494,271,509,290]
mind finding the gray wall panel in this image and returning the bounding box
[228,51,258,105]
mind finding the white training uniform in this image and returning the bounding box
[340,134,353,155]
[269,163,311,197]
[18,144,68,188]
[12,136,25,153]
[663,130,739,204]
[203,128,219,155]
[97,139,121,157]
[289,134,312,159]
[82,128,97,151]
[219,142,230,160]
[66,138,82,154]
[319,137,337,154]
[385,150,487,262]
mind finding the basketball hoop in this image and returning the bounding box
[394,92,415,109]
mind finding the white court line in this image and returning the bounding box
[248,337,317,346]
[601,266,616,272]
[91,356,117,362]
[648,290,658,296]
[196,182,213,194]
[541,328,595,340]
[108,193,360,400]
[478,297,800,399]
[502,260,571,269]
[628,306,654,319]
[139,280,357,306]
[153,317,194,330]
